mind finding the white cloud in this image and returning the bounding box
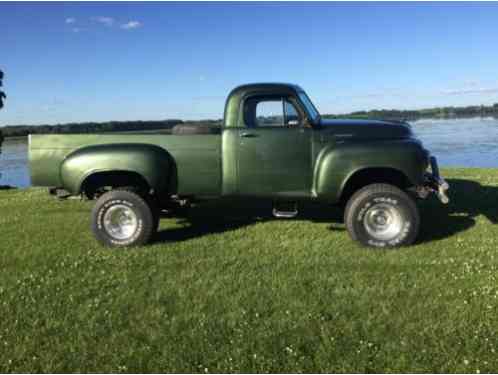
[442,87,498,96]
[348,89,409,100]
[65,17,76,24]
[93,16,115,27]
[120,21,142,30]
[463,80,479,87]
[199,75,206,82]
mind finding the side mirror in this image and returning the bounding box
[301,118,316,129]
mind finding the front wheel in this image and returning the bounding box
[344,184,420,248]
[91,190,156,247]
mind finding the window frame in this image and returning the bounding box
[297,91,321,124]
[240,94,307,129]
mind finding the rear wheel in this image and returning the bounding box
[344,183,419,248]
[91,190,156,247]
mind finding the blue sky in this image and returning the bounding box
[2,1,498,125]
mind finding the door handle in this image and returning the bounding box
[240,132,258,138]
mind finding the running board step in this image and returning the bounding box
[272,202,298,218]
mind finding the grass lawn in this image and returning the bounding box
[1,168,498,373]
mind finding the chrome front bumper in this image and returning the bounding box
[417,156,450,204]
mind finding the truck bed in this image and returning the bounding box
[29,133,222,195]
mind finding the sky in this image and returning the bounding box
[2,1,498,125]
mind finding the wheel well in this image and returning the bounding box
[81,171,150,199]
[340,168,412,204]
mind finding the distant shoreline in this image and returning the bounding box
[3,135,27,141]
[1,113,498,139]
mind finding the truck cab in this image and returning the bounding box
[222,83,318,197]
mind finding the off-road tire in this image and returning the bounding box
[91,190,155,247]
[344,183,420,248]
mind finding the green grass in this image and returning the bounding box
[1,168,498,373]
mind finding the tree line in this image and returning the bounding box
[323,103,498,121]
[0,120,186,138]
[2,100,498,141]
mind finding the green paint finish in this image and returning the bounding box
[29,83,433,204]
[312,138,428,201]
[30,133,221,196]
[237,127,313,197]
[61,143,172,195]
[221,128,239,195]
[224,83,305,128]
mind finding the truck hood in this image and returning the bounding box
[319,119,413,140]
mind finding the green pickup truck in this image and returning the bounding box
[29,83,448,248]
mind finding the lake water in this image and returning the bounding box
[1,117,498,188]
[0,137,30,188]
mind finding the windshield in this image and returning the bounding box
[298,91,320,122]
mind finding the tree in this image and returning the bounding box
[0,69,5,110]
[0,69,5,157]
[0,70,7,183]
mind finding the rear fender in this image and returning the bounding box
[60,143,174,195]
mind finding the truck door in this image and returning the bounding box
[236,95,312,196]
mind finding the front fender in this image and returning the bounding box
[60,143,173,194]
[313,139,428,202]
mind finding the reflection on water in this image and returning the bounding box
[0,137,29,188]
[1,117,498,188]
[412,117,498,168]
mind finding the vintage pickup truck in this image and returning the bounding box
[29,83,449,248]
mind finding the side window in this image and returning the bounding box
[244,97,302,128]
[256,100,283,127]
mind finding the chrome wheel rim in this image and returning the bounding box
[103,204,138,240]
[363,203,403,241]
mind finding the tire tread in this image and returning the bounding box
[91,190,155,247]
[344,183,419,248]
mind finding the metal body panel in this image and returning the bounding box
[220,128,239,195]
[312,137,428,202]
[237,127,312,196]
[30,134,221,196]
[60,143,172,194]
[224,83,305,128]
